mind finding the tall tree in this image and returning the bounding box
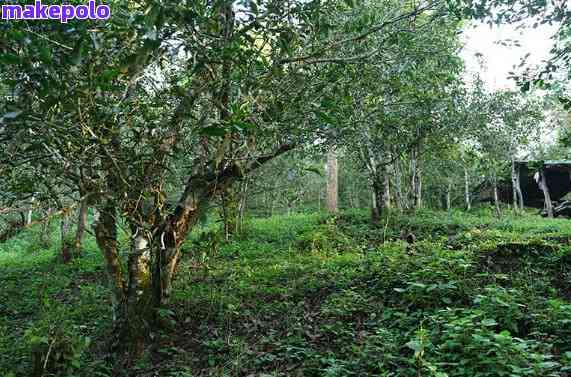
[327,149,339,213]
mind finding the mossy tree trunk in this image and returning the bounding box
[60,209,74,263]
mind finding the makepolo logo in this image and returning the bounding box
[1,1,111,23]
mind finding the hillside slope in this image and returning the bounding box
[1,210,570,376]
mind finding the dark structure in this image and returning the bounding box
[499,161,571,217]
[478,161,571,217]
[515,161,571,208]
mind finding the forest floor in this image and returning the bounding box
[1,209,571,376]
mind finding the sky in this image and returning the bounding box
[460,21,559,90]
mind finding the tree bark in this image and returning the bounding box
[511,160,524,212]
[40,208,53,248]
[116,229,153,357]
[410,147,422,209]
[327,149,339,213]
[538,168,553,218]
[237,179,249,234]
[26,196,34,225]
[464,167,471,211]
[491,171,501,217]
[383,168,391,210]
[393,162,406,210]
[371,177,384,222]
[446,183,452,212]
[220,187,238,241]
[74,197,89,255]
[60,210,73,263]
[371,189,380,223]
[95,145,295,358]
[93,202,125,322]
[416,172,423,209]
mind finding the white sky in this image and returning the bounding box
[460,21,559,90]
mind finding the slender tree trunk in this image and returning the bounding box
[511,160,524,212]
[410,151,417,207]
[416,171,423,209]
[270,182,276,216]
[40,208,53,248]
[237,179,249,234]
[410,147,422,209]
[348,187,355,209]
[394,162,405,210]
[539,168,553,218]
[371,177,384,222]
[26,196,34,225]
[74,197,88,255]
[60,210,73,263]
[220,187,238,241]
[383,168,391,210]
[446,183,452,212]
[327,149,338,213]
[371,188,380,222]
[464,167,471,211]
[491,171,501,217]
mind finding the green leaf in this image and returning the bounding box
[405,340,423,352]
[481,319,497,327]
[201,126,227,137]
[0,54,21,65]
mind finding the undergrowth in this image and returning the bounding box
[1,208,570,376]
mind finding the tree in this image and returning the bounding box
[326,149,339,213]
[1,0,449,358]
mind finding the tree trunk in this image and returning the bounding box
[60,210,73,263]
[93,203,125,322]
[354,183,360,208]
[511,160,524,212]
[237,179,249,234]
[122,229,153,357]
[416,171,423,209]
[74,197,89,255]
[539,168,553,218]
[383,168,391,210]
[26,196,34,225]
[371,178,384,223]
[491,171,501,217]
[393,162,405,210]
[371,189,380,223]
[327,149,338,213]
[464,167,471,211]
[446,183,452,212]
[40,208,53,248]
[348,186,355,209]
[410,147,422,209]
[220,187,238,241]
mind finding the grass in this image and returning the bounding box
[1,208,571,376]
